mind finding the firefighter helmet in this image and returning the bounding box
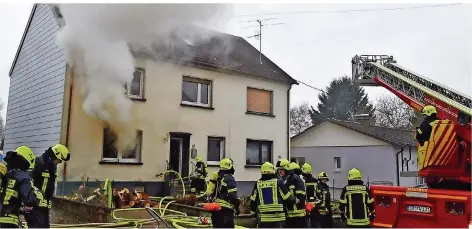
[318,172,329,181]
[301,163,312,174]
[277,159,290,170]
[261,162,276,174]
[421,105,437,116]
[348,168,362,180]
[288,162,300,171]
[219,158,233,170]
[51,144,70,161]
[196,156,203,163]
[16,146,36,169]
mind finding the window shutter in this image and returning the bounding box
[247,88,272,114]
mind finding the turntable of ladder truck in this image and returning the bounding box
[351,55,471,228]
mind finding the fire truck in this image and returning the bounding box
[351,55,471,228]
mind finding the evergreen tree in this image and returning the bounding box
[309,76,375,123]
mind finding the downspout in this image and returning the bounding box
[63,67,73,193]
[405,145,412,172]
[287,85,292,160]
[395,144,407,186]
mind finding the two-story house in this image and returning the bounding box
[3,4,297,195]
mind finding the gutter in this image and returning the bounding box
[287,86,292,160]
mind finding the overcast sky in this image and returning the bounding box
[0,3,471,119]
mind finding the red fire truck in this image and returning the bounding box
[351,55,471,228]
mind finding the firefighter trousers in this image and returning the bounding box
[258,221,285,228]
[211,208,234,228]
[318,212,333,228]
[286,216,307,228]
[307,211,321,228]
[24,207,50,228]
[190,178,206,194]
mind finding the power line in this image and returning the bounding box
[233,3,463,18]
[296,80,325,93]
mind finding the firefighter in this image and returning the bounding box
[0,146,44,228]
[415,105,440,146]
[212,158,240,228]
[276,158,290,182]
[317,172,333,228]
[339,168,375,228]
[249,162,295,228]
[190,156,208,195]
[302,163,320,228]
[285,162,307,228]
[24,144,70,228]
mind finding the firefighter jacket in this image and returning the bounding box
[285,173,306,218]
[249,175,295,223]
[195,161,208,179]
[205,172,219,200]
[317,182,331,215]
[303,173,318,205]
[29,153,57,209]
[0,169,44,226]
[415,115,440,146]
[215,170,240,212]
[338,180,374,226]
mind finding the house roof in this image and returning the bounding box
[291,119,416,147]
[9,4,298,86]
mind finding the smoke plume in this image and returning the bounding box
[56,4,231,155]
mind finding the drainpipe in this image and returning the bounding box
[63,67,74,194]
[405,145,412,172]
[395,144,408,186]
[286,85,292,160]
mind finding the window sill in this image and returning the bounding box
[245,164,262,168]
[246,111,275,118]
[207,163,220,167]
[129,97,147,102]
[99,161,143,165]
[180,103,214,110]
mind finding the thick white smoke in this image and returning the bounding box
[56,4,231,154]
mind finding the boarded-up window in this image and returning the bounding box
[247,87,272,114]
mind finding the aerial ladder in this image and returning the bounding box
[351,55,471,228]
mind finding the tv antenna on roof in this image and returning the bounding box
[238,18,284,64]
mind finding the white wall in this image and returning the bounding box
[66,59,290,181]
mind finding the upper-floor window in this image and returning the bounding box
[207,137,225,165]
[102,128,143,163]
[126,68,145,100]
[247,87,273,115]
[181,76,212,107]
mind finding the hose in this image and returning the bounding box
[157,170,186,196]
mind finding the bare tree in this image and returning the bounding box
[290,102,312,136]
[374,94,422,130]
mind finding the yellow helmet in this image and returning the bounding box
[219,158,233,170]
[209,172,219,181]
[16,146,36,169]
[196,156,203,163]
[288,162,300,171]
[301,163,312,174]
[277,159,290,170]
[261,162,276,174]
[421,105,437,116]
[51,144,70,161]
[348,168,362,180]
[318,172,329,181]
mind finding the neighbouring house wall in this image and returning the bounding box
[64,59,290,182]
[291,145,397,192]
[291,122,390,148]
[3,4,66,155]
[395,145,419,187]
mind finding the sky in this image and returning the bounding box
[0,2,471,120]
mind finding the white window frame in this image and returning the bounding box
[246,139,273,166]
[207,137,225,165]
[102,130,143,163]
[126,68,145,100]
[334,157,341,171]
[181,76,211,107]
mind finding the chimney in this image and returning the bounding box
[354,114,372,125]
